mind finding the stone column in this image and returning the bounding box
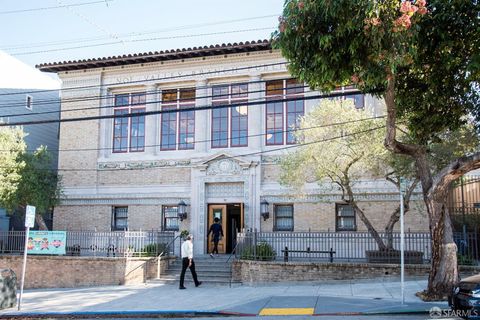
[248,75,263,151]
[145,84,158,155]
[100,88,113,159]
[195,79,208,154]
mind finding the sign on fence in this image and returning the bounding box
[27,231,66,255]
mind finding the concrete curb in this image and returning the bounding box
[0,308,431,318]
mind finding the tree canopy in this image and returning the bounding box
[0,127,61,229]
[274,0,480,143]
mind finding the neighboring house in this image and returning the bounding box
[38,40,428,255]
[0,50,61,230]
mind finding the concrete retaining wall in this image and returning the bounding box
[0,255,174,289]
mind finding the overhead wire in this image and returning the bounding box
[0,125,386,171]
[0,61,288,97]
[0,0,114,15]
[0,90,375,127]
[2,14,279,50]
[2,115,385,153]
[0,83,314,117]
[11,27,276,56]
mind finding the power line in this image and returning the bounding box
[0,81,307,111]
[0,0,113,15]
[12,27,275,56]
[0,61,287,97]
[2,14,278,50]
[0,84,313,118]
[0,90,373,127]
[0,125,385,171]
[0,75,305,110]
[5,115,385,153]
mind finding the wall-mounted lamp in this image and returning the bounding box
[178,200,187,221]
[260,199,269,221]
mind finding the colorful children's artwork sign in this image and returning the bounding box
[27,231,66,255]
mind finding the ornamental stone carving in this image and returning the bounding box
[206,158,242,176]
[98,159,191,170]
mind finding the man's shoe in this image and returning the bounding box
[209,253,214,258]
[195,281,202,287]
[179,286,186,290]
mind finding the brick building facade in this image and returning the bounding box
[38,40,429,255]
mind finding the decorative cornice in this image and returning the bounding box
[98,159,191,170]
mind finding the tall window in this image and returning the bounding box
[163,206,179,231]
[211,83,248,148]
[266,79,304,145]
[161,88,195,150]
[113,93,146,153]
[112,206,128,231]
[274,205,294,231]
[336,204,357,231]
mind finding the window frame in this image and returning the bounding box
[162,205,180,231]
[335,203,357,232]
[112,92,146,153]
[112,206,128,231]
[273,204,294,232]
[265,79,304,146]
[160,88,196,151]
[211,83,249,148]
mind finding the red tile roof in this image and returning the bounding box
[37,40,272,73]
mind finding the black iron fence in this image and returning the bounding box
[0,230,176,257]
[235,231,480,265]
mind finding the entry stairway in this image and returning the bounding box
[149,254,240,286]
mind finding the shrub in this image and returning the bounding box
[140,243,168,257]
[240,242,276,261]
[458,253,476,266]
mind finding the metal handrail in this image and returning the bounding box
[156,235,181,279]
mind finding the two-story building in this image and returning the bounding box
[38,40,428,254]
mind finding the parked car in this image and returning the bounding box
[450,274,480,319]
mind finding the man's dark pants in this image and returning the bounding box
[179,257,199,288]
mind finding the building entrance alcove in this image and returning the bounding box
[207,203,244,254]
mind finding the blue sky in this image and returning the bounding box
[0,0,283,68]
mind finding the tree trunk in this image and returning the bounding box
[35,214,48,230]
[382,76,465,300]
[384,178,418,250]
[418,200,458,300]
[352,203,387,251]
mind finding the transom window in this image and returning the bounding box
[335,204,357,231]
[113,92,146,153]
[112,206,128,231]
[160,88,195,150]
[266,79,304,145]
[163,206,179,231]
[211,83,248,148]
[274,204,294,231]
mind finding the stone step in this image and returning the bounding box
[156,274,232,281]
[167,264,232,270]
[150,278,239,285]
[161,268,232,275]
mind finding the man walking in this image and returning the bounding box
[207,217,224,258]
[179,234,201,289]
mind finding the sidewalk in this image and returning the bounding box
[0,277,447,317]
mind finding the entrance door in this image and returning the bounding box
[208,205,227,254]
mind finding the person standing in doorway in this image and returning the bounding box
[179,234,201,289]
[207,217,224,258]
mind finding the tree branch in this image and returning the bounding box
[430,152,480,201]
